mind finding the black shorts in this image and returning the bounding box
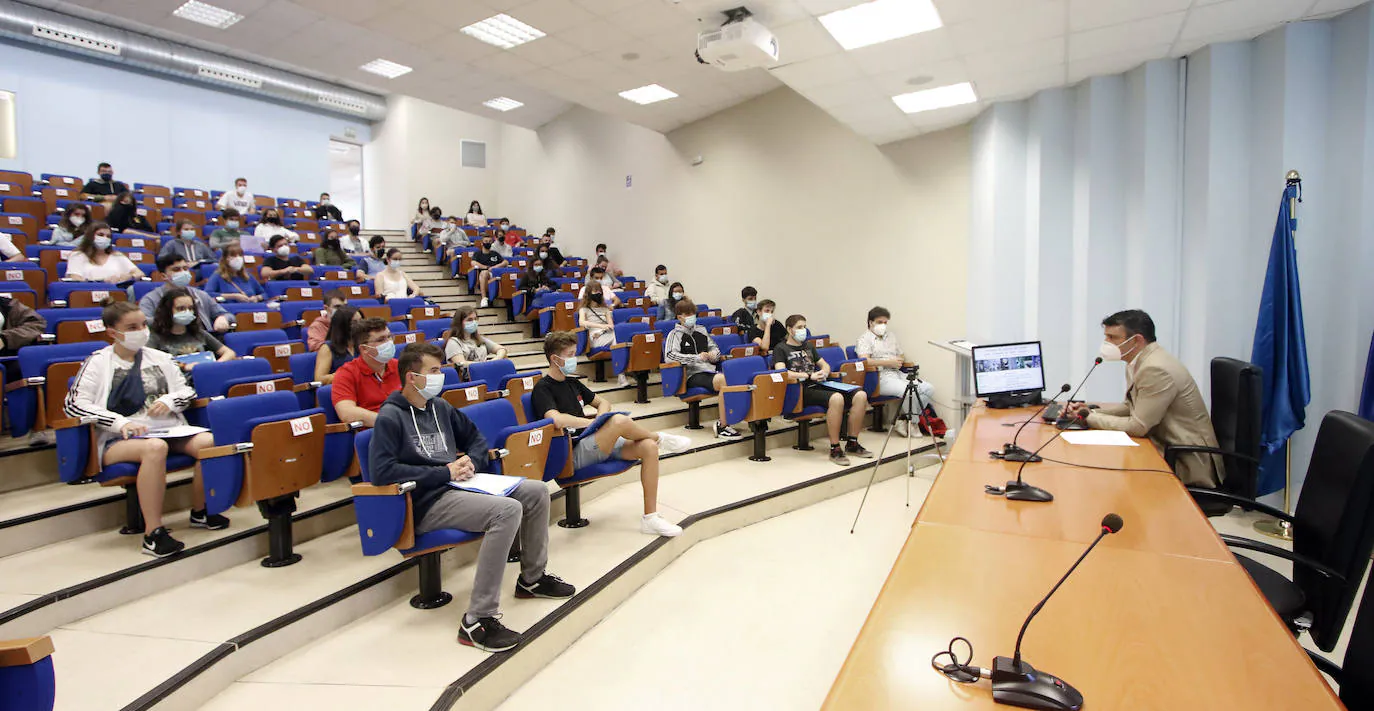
[686,372,718,393]
[802,383,856,409]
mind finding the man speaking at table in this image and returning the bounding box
[1065,309,1223,489]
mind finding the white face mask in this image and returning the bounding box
[657,274,668,284]
[275,246,290,258]
[226,220,240,229]
[389,259,402,269]
[871,323,887,337]
[228,256,244,271]
[70,215,86,227]
[760,312,773,323]
[116,327,150,351]
[235,185,246,196]
[415,373,444,400]
[1099,335,1139,362]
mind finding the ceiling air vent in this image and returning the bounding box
[197,65,262,89]
[31,24,120,56]
[318,95,368,115]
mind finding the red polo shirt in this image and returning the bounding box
[331,357,400,414]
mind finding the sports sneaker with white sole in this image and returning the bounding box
[142,527,185,558]
[655,432,691,454]
[479,297,489,308]
[458,615,522,653]
[641,512,683,537]
[714,421,743,439]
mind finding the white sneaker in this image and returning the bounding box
[655,432,691,455]
[617,373,630,387]
[641,512,682,537]
[479,297,489,308]
[891,418,910,438]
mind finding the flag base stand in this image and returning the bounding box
[1253,517,1295,542]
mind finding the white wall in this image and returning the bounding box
[0,40,369,205]
[970,7,1374,499]
[497,89,971,416]
[362,95,504,231]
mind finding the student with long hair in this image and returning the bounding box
[106,192,155,233]
[51,203,92,245]
[442,306,507,370]
[247,207,294,252]
[204,242,265,302]
[375,248,422,300]
[516,259,555,314]
[412,197,432,238]
[465,200,485,227]
[579,280,629,387]
[314,305,361,385]
[148,286,235,383]
[66,221,143,283]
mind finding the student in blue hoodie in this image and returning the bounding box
[369,342,575,653]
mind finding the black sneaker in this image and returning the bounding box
[714,421,743,439]
[458,615,523,653]
[515,573,576,600]
[189,509,230,530]
[846,440,875,459]
[142,527,185,558]
[829,445,850,466]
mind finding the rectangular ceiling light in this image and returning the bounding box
[173,1,244,30]
[483,97,524,112]
[892,82,977,114]
[360,58,413,79]
[461,14,546,49]
[619,84,678,105]
[819,0,942,51]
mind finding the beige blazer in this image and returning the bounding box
[1086,342,1224,488]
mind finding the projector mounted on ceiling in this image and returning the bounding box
[696,7,778,72]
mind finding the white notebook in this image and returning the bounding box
[141,425,211,439]
[448,473,524,497]
[1060,430,1139,447]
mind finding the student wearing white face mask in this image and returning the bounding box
[773,313,873,466]
[141,254,234,333]
[216,177,256,215]
[50,203,92,245]
[660,281,687,322]
[1063,309,1222,489]
[209,208,245,251]
[66,222,143,283]
[251,208,296,251]
[644,264,670,309]
[158,219,217,265]
[261,235,314,281]
[855,306,939,438]
[442,306,506,370]
[204,243,265,303]
[147,287,235,383]
[375,247,422,301]
[371,342,574,653]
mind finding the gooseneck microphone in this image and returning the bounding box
[990,514,1124,710]
[994,383,1071,463]
[1055,357,1103,429]
[1000,424,1068,502]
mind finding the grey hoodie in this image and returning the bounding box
[369,390,490,524]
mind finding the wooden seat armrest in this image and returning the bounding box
[483,391,505,401]
[4,377,37,392]
[197,442,250,460]
[0,636,55,666]
[351,481,414,496]
[292,383,314,393]
[192,397,212,408]
[324,421,364,434]
[660,361,681,370]
[610,343,630,350]
[720,384,755,393]
[51,415,97,429]
[489,447,511,461]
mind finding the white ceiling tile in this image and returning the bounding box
[605,1,693,36]
[1067,0,1193,33]
[1177,0,1311,41]
[768,51,864,90]
[630,55,710,81]
[867,60,969,96]
[510,36,588,66]
[970,63,1065,101]
[571,0,644,16]
[797,79,887,109]
[471,49,543,77]
[420,31,503,63]
[769,18,843,66]
[393,0,499,31]
[556,21,617,52]
[1068,11,1185,63]
[824,97,911,126]
[206,0,272,14]
[962,35,1064,75]
[933,0,1063,26]
[906,101,983,131]
[291,0,401,24]
[1067,44,1169,83]
[675,0,811,27]
[796,0,863,16]
[1309,0,1369,15]
[556,55,629,85]
[848,27,959,76]
[507,0,599,34]
[945,0,1068,55]
[98,0,179,24]
[361,7,452,46]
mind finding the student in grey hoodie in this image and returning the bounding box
[369,342,575,653]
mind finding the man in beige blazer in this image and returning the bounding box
[1066,310,1223,489]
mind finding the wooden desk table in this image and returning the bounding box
[823,404,1343,710]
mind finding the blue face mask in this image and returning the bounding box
[559,354,578,376]
[681,315,697,329]
[172,310,196,326]
[169,271,192,287]
[793,327,808,342]
[463,320,479,334]
[369,340,396,363]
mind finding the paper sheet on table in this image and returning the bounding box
[1060,430,1139,447]
[448,473,524,497]
[142,425,211,439]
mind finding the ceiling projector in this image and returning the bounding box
[696,8,778,71]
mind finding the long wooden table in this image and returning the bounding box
[823,404,1343,710]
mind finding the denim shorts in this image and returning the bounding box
[573,434,629,469]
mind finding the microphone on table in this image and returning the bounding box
[989,513,1125,711]
[993,383,1071,462]
[991,420,1067,502]
[1054,357,1103,430]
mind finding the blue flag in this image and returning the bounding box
[1250,183,1311,496]
[1361,332,1374,421]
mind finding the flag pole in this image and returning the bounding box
[1253,169,1301,542]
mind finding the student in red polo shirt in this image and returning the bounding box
[332,317,400,427]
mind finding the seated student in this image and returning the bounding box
[533,331,691,537]
[81,162,128,205]
[731,286,759,335]
[855,306,939,438]
[339,220,369,255]
[471,236,507,309]
[372,342,575,651]
[314,305,360,386]
[204,243,265,303]
[158,219,217,265]
[64,302,224,557]
[421,206,446,243]
[594,243,623,280]
[436,215,470,250]
[140,254,234,333]
[49,203,92,245]
[148,286,235,384]
[492,229,513,260]
[105,192,156,234]
[314,192,343,223]
[516,260,555,313]
[660,281,687,322]
[209,208,245,251]
[747,299,786,353]
[311,233,360,278]
[245,207,294,252]
[0,293,46,382]
[306,289,349,353]
[375,248,422,301]
[539,230,565,269]
[261,235,315,281]
[0,232,16,261]
[356,235,389,278]
[644,264,669,311]
[216,177,256,216]
[773,314,873,466]
[442,306,507,371]
[66,222,144,284]
[331,317,401,428]
[579,280,629,387]
[464,200,485,228]
[577,265,621,308]
[664,300,743,439]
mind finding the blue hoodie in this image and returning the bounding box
[369,390,489,525]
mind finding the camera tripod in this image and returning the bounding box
[849,366,949,533]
